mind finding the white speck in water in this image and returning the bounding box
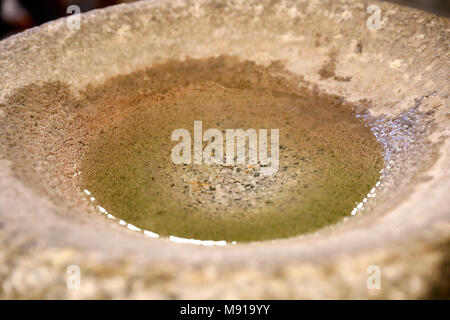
[127,223,141,231]
[169,235,226,246]
[169,236,189,244]
[97,206,107,214]
[144,230,159,238]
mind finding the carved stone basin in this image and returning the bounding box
[0,0,448,298]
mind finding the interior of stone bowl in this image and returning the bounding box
[0,0,448,263]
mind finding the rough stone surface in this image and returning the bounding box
[0,0,449,298]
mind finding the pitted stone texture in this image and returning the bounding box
[0,0,448,298]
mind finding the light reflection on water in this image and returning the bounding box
[350,104,434,217]
[81,104,433,245]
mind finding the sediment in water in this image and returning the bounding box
[78,57,384,241]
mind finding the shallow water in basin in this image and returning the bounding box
[80,57,384,242]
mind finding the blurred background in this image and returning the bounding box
[0,0,126,39]
[0,0,449,39]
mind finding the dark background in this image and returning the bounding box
[0,0,449,39]
[0,0,122,38]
